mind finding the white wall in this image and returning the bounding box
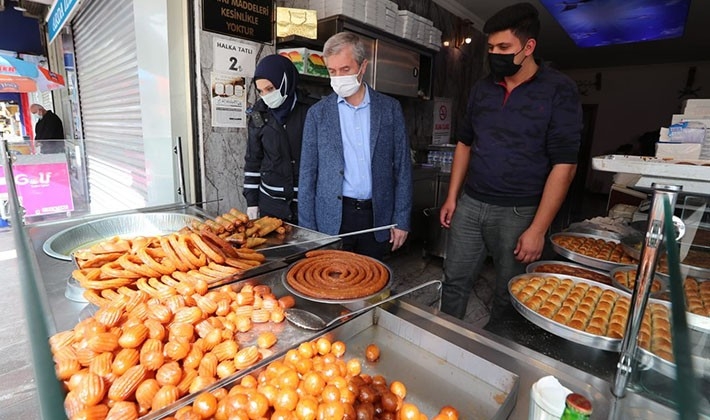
[563,61,710,192]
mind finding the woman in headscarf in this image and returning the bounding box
[243,54,311,223]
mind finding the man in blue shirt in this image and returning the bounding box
[299,32,413,260]
[439,3,582,321]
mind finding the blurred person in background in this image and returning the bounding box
[30,103,65,153]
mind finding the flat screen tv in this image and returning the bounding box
[539,0,691,47]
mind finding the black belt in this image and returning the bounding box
[342,196,372,210]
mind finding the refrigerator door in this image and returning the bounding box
[373,38,420,97]
[345,31,375,87]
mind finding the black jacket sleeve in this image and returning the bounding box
[243,112,264,207]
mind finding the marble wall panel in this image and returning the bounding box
[195,1,275,215]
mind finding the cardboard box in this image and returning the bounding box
[304,50,329,78]
[277,47,308,73]
[277,48,329,78]
[655,142,703,160]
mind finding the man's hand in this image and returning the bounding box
[514,228,545,263]
[246,206,259,220]
[439,198,456,228]
[390,228,408,251]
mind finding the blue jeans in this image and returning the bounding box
[441,193,537,319]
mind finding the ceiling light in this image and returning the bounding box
[443,40,450,47]
[539,0,690,47]
[464,37,472,44]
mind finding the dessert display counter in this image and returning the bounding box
[13,207,683,419]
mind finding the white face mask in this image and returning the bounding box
[261,89,287,109]
[330,66,363,98]
[260,74,288,109]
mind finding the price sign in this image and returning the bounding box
[213,36,257,77]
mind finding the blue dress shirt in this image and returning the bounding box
[337,88,372,200]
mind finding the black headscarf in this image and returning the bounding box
[253,54,299,125]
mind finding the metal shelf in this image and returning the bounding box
[592,154,710,196]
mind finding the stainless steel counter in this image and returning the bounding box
[392,302,678,419]
[20,209,688,419]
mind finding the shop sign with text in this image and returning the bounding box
[202,0,274,44]
[0,162,74,216]
[47,0,82,44]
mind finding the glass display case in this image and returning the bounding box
[592,155,710,416]
[617,190,710,416]
[3,143,703,419]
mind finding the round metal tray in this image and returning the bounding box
[638,348,710,380]
[64,276,88,303]
[508,273,627,352]
[644,278,710,334]
[526,260,613,285]
[620,231,646,261]
[686,310,710,333]
[281,257,393,304]
[43,212,202,261]
[550,232,635,271]
[609,265,669,297]
[623,228,710,279]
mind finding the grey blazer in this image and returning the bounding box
[298,86,413,242]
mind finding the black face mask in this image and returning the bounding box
[488,47,526,79]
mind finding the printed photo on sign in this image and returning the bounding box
[211,72,247,128]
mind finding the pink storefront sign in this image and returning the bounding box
[0,158,74,216]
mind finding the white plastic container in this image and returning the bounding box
[528,376,572,420]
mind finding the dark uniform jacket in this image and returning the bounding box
[242,96,311,222]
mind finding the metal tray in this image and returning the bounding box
[343,310,519,419]
[43,212,202,261]
[92,267,351,420]
[687,310,710,333]
[509,273,626,352]
[526,260,613,285]
[609,265,669,297]
[550,232,635,271]
[638,279,710,334]
[623,227,710,279]
[281,257,393,304]
[155,306,519,420]
[639,349,710,380]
